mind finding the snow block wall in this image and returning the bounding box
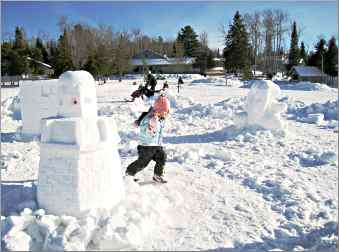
[236,80,287,131]
[20,80,59,135]
[38,71,124,217]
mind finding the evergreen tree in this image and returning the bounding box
[288,21,300,69]
[1,41,13,76]
[12,26,30,74]
[13,26,28,51]
[54,29,74,77]
[324,37,338,76]
[176,26,200,57]
[83,55,99,77]
[30,47,44,74]
[223,11,251,77]
[308,38,326,70]
[300,41,307,65]
[8,50,27,76]
[36,37,49,63]
[207,50,216,69]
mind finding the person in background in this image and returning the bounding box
[177,76,184,93]
[145,70,157,97]
[134,82,170,126]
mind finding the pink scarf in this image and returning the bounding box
[148,113,158,134]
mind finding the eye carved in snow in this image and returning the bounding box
[73,97,78,105]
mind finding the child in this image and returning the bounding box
[126,94,170,183]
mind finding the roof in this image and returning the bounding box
[131,57,195,66]
[133,49,167,60]
[292,66,323,77]
[26,57,53,69]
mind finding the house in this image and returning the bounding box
[131,49,198,74]
[290,66,325,82]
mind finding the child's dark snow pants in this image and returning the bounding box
[126,145,166,176]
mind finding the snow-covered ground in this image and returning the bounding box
[1,75,338,251]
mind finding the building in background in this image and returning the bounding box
[131,49,198,74]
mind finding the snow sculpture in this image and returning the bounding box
[38,71,124,217]
[20,80,59,135]
[235,80,287,131]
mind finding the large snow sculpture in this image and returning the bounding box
[38,71,124,217]
[20,80,59,135]
[235,80,287,131]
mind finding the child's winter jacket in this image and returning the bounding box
[138,113,165,146]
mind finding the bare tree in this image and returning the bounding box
[113,31,132,79]
[244,11,262,76]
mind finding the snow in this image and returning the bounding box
[37,71,124,217]
[1,74,338,251]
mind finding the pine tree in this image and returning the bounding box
[36,37,49,63]
[176,26,200,57]
[223,11,251,77]
[300,41,307,65]
[308,38,326,70]
[12,26,30,75]
[1,41,13,76]
[30,47,44,74]
[324,37,338,76]
[13,27,28,51]
[288,21,300,70]
[54,29,74,77]
[83,55,99,77]
[8,50,27,76]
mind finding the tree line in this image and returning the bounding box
[1,18,217,79]
[223,9,338,79]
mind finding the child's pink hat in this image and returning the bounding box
[153,95,170,117]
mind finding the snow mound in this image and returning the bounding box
[275,81,334,91]
[287,100,338,124]
[191,77,226,85]
[289,148,337,167]
[285,81,333,91]
[1,96,21,120]
[235,80,287,131]
[1,178,177,251]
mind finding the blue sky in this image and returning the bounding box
[2,1,338,51]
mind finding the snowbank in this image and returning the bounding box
[275,81,334,91]
[1,96,21,120]
[1,178,177,251]
[289,148,337,167]
[287,100,338,125]
[191,77,226,85]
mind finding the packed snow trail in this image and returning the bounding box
[1,76,338,251]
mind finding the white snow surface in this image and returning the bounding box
[1,75,338,251]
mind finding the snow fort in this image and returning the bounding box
[236,80,287,131]
[38,71,125,217]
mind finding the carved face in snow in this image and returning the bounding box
[58,71,98,118]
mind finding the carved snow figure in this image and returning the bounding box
[236,80,287,131]
[38,71,124,217]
